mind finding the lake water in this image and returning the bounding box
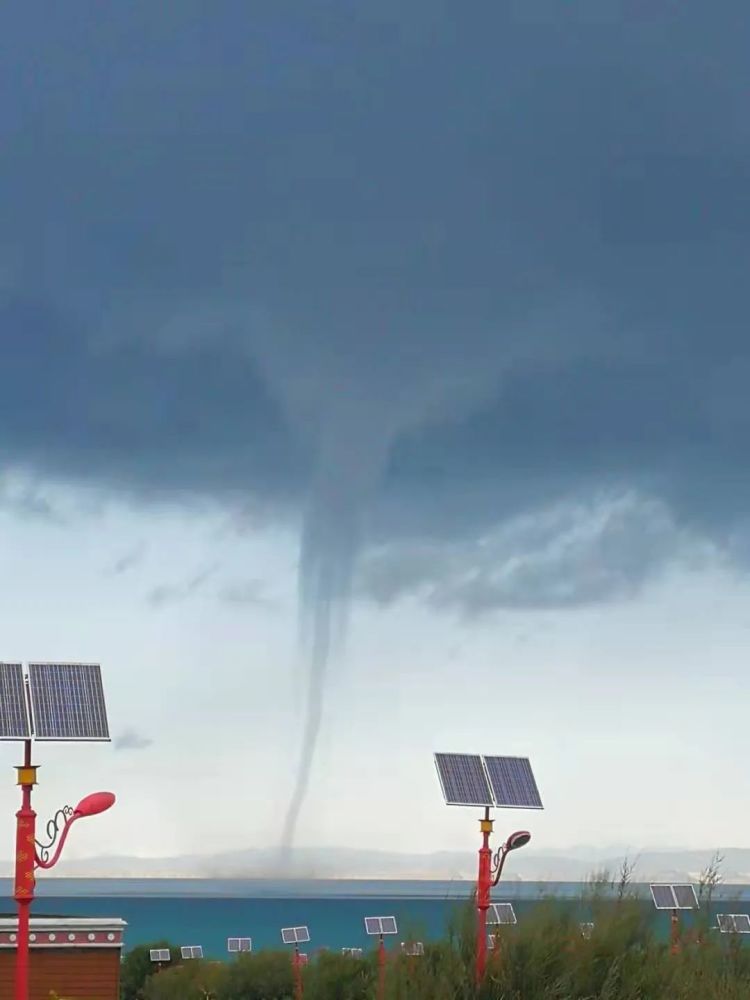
[2,879,748,958]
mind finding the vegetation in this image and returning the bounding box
[125,897,750,1000]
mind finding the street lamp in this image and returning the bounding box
[14,767,115,1000]
[433,753,543,986]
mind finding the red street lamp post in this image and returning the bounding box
[376,934,387,1000]
[13,739,115,1000]
[476,817,530,984]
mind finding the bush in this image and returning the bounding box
[120,941,181,1000]
[123,895,750,1000]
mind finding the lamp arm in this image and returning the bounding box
[491,845,509,888]
[35,813,79,870]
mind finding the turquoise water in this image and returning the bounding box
[3,880,749,959]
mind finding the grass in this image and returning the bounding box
[126,887,750,1000]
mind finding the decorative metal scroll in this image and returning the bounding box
[35,806,73,865]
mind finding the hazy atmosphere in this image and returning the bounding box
[1,2,749,878]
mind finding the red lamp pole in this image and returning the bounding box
[476,807,493,984]
[670,910,680,955]
[292,945,303,1000]
[14,740,37,1000]
[377,934,387,1000]
[12,750,115,1000]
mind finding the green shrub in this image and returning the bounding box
[120,941,181,1000]
[123,893,750,1000]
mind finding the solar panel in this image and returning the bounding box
[364,916,398,936]
[734,914,750,934]
[483,756,543,810]
[402,941,424,956]
[180,945,203,960]
[28,663,110,741]
[717,914,735,934]
[342,947,363,957]
[434,753,493,807]
[281,926,310,944]
[488,903,517,926]
[149,949,170,962]
[0,663,31,740]
[672,884,698,910]
[650,884,677,910]
[228,937,252,953]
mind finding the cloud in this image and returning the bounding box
[114,728,153,752]
[0,2,748,583]
[108,543,147,576]
[218,579,270,607]
[358,493,720,614]
[0,472,64,522]
[147,564,219,609]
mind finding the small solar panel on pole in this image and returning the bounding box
[717,914,750,935]
[488,903,517,926]
[650,883,697,956]
[281,926,310,1000]
[228,937,252,953]
[150,949,171,963]
[365,916,398,1000]
[402,941,424,956]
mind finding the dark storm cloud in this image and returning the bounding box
[358,493,718,614]
[1,1,749,561]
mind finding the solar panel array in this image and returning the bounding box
[181,945,203,960]
[434,753,543,809]
[650,884,699,911]
[717,914,750,934]
[149,949,170,963]
[281,926,310,945]
[28,663,110,741]
[0,663,31,740]
[342,947,364,957]
[228,937,252,953]
[488,903,517,926]
[364,916,398,936]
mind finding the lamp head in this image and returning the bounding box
[73,791,116,818]
[505,830,531,852]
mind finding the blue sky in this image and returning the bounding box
[0,2,749,864]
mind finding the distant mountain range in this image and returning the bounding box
[10,845,750,884]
